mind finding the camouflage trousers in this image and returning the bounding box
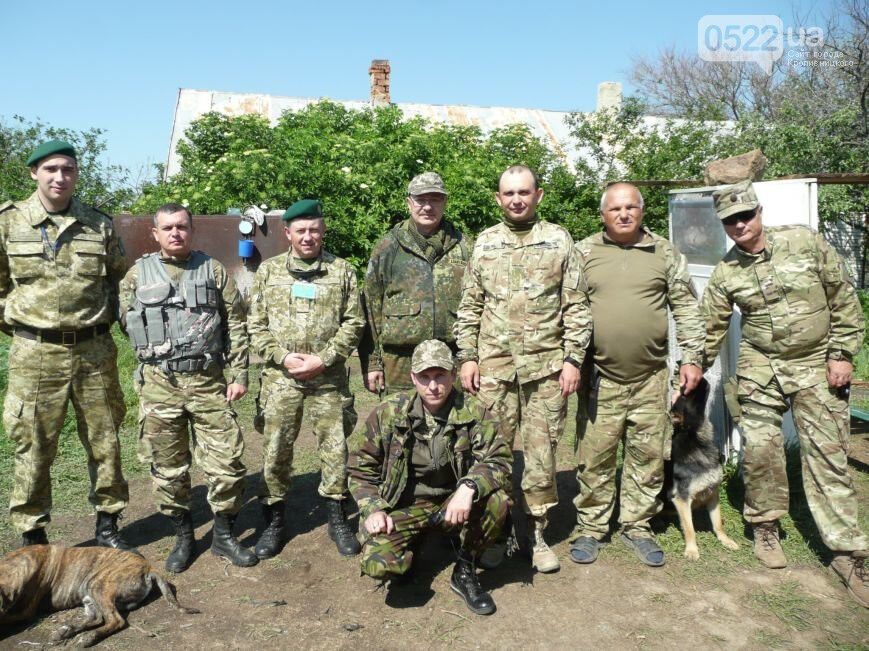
[381,346,414,393]
[137,364,246,517]
[3,333,128,533]
[573,366,671,540]
[478,372,564,517]
[738,375,868,552]
[360,488,510,578]
[257,367,357,503]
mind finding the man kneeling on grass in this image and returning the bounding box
[347,339,511,615]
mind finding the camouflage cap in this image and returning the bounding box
[411,339,454,372]
[712,180,760,220]
[26,139,77,167]
[408,172,447,196]
[283,199,324,222]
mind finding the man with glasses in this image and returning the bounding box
[360,172,472,395]
[702,180,867,607]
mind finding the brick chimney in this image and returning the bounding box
[369,59,391,107]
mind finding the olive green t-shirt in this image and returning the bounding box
[582,231,670,383]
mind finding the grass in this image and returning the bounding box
[0,331,382,548]
[748,580,818,631]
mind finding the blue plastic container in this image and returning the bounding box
[238,239,255,258]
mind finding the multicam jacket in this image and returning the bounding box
[702,225,864,393]
[119,252,249,386]
[361,218,471,371]
[454,220,592,383]
[347,390,512,521]
[0,192,127,331]
[247,249,364,388]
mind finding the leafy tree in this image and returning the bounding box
[134,101,591,270]
[0,115,135,211]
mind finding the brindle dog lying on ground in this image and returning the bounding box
[0,545,199,647]
[666,378,740,560]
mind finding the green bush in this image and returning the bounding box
[133,101,601,271]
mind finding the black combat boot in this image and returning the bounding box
[326,499,361,556]
[165,511,195,573]
[450,552,496,615]
[21,528,49,547]
[95,512,140,554]
[255,502,287,560]
[211,513,258,567]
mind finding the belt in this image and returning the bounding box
[14,324,111,346]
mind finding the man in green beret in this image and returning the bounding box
[0,140,135,550]
[702,180,868,607]
[248,199,365,558]
[360,172,472,394]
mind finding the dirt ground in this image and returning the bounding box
[2,400,868,650]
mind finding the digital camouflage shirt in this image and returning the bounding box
[0,192,127,331]
[347,389,512,521]
[454,220,591,383]
[247,249,364,388]
[118,252,249,386]
[360,218,471,371]
[702,225,864,393]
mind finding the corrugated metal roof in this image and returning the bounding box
[165,89,586,178]
[164,88,699,180]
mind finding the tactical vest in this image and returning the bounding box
[125,251,225,372]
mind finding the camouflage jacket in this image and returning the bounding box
[248,249,363,388]
[118,252,249,386]
[0,192,127,331]
[360,218,471,371]
[702,225,864,392]
[454,220,592,383]
[347,389,512,521]
[575,228,704,383]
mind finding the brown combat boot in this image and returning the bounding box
[829,551,868,608]
[753,521,787,568]
[529,516,560,573]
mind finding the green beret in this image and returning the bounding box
[283,199,324,222]
[26,139,78,167]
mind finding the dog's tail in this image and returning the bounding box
[150,572,201,615]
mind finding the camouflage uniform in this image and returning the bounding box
[454,220,591,516]
[248,250,363,503]
[347,389,511,578]
[360,218,471,391]
[703,225,868,552]
[573,229,704,539]
[119,253,249,517]
[0,193,128,534]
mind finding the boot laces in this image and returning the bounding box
[759,525,779,551]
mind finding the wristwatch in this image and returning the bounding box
[827,350,853,362]
[459,478,478,497]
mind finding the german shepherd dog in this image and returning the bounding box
[666,378,739,560]
[0,545,199,647]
